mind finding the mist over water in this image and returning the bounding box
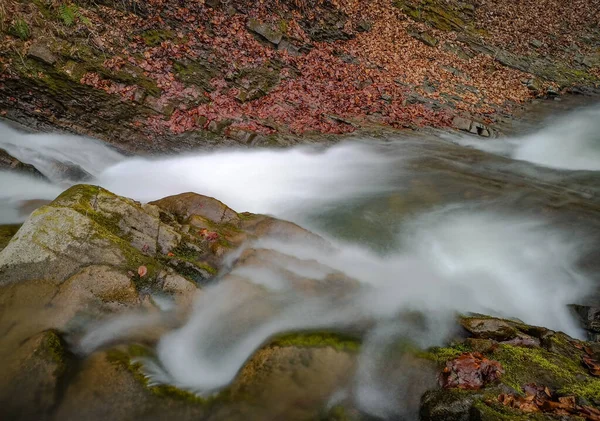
[1,106,599,417]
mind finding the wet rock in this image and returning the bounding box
[0,330,68,421]
[464,338,497,354]
[207,118,232,134]
[523,77,542,92]
[0,206,127,284]
[452,116,472,131]
[410,30,439,47]
[240,213,327,245]
[227,344,357,420]
[451,117,493,137]
[460,317,518,341]
[301,9,353,42]
[151,192,240,225]
[0,183,370,420]
[28,41,58,65]
[468,121,491,137]
[530,39,543,49]
[48,159,94,182]
[571,304,600,342]
[54,349,209,421]
[228,128,257,144]
[233,67,280,102]
[0,148,44,177]
[247,18,283,45]
[159,269,199,307]
[420,388,483,421]
[423,315,600,420]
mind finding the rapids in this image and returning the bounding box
[1,103,600,417]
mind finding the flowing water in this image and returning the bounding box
[1,103,600,418]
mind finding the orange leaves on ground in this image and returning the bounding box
[575,342,600,377]
[440,352,503,390]
[199,229,219,241]
[497,384,600,421]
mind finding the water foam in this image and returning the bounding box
[450,103,600,171]
[125,209,590,395]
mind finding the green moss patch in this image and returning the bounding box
[270,331,361,352]
[139,29,174,46]
[106,344,217,405]
[0,224,21,251]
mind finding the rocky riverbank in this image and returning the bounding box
[1,0,599,153]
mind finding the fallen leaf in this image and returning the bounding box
[138,265,148,277]
[583,355,600,377]
[440,352,503,390]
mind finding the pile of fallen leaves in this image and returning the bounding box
[497,384,600,420]
[440,352,504,390]
[2,0,599,139]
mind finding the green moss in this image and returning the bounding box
[420,343,469,364]
[52,185,163,288]
[173,61,217,91]
[270,331,361,352]
[98,64,161,96]
[43,330,67,366]
[394,0,483,36]
[171,242,203,260]
[0,224,21,251]
[489,344,600,402]
[140,29,174,46]
[320,405,360,421]
[471,400,554,421]
[106,344,215,404]
[278,19,289,34]
[163,257,215,283]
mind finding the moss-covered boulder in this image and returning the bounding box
[420,316,600,420]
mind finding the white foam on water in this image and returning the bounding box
[450,104,600,171]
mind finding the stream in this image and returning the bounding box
[1,102,600,418]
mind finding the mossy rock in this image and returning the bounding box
[139,29,175,46]
[0,185,164,287]
[173,60,217,92]
[269,331,362,352]
[420,316,600,420]
[232,66,281,103]
[395,0,477,33]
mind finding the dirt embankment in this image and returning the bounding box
[1,0,599,152]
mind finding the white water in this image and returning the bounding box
[450,104,600,171]
[0,111,598,417]
[138,212,589,393]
